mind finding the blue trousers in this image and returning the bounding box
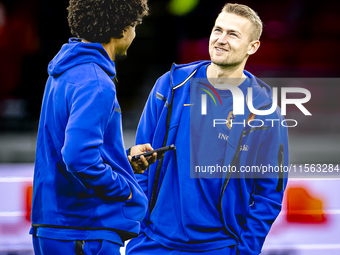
[32,236,121,255]
[126,233,238,255]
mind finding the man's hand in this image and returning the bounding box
[127,191,132,200]
[128,143,158,174]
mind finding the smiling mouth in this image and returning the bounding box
[215,46,228,52]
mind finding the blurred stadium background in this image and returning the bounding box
[0,0,339,254]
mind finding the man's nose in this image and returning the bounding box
[216,33,228,44]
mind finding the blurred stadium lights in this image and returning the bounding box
[168,0,200,16]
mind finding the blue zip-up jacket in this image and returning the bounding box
[30,38,148,242]
[134,61,289,254]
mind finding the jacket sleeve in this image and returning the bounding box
[61,80,131,201]
[237,112,289,255]
[134,73,171,197]
[133,75,170,231]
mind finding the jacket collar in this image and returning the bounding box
[167,61,275,153]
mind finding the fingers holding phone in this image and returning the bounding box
[128,153,156,174]
[128,144,175,174]
[128,144,158,174]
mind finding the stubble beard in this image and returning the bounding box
[210,54,241,68]
[209,47,246,68]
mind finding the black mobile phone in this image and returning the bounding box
[131,144,176,162]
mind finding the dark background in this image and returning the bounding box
[0,0,339,138]
[0,2,339,253]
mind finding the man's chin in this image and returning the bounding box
[115,52,128,60]
[211,59,229,66]
[211,58,241,68]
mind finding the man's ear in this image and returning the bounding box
[121,29,127,37]
[247,40,260,55]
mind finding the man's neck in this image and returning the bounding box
[81,38,116,61]
[206,62,246,87]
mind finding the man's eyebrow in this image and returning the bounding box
[227,29,242,35]
[213,26,241,35]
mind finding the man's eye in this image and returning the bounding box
[214,28,222,32]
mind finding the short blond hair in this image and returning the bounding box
[221,3,262,41]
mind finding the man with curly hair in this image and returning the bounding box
[29,0,152,254]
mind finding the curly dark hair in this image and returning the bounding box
[67,0,149,43]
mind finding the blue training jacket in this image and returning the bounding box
[134,61,289,254]
[30,38,148,242]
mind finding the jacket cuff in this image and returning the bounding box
[237,243,260,255]
[126,147,132,156]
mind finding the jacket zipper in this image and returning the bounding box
[218,125,246,224]
[149,66,198,214]
[149,87,175,213]
[218,103,273,231]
